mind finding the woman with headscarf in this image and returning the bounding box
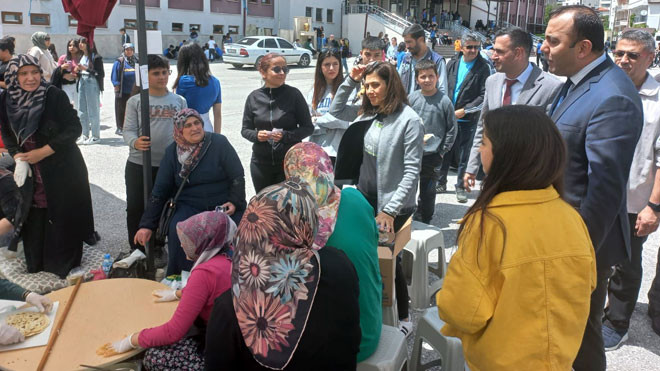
[204,178,361,370]
[111,43,137,135]
[27,32,57,82]
[134,108,246,276]
[0,55,94,278]
[283,142,383,362]
[100,210,236,370]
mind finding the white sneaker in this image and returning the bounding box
[86,137,100,145]
[399,320,413,338]
[76,136,88,145]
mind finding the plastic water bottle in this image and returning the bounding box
[102,253,112,278]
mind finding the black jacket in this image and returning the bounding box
[241,84,313,164]
[446,53,490,123]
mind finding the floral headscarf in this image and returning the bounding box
[232,178,319,369]
[176,210,237,271]
[173,108,206,178]
[284,142,341,250]
[4,54,49,146]
[30,32,49,51]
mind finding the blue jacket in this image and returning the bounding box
[551,57,643,269]
[140,133,247,228]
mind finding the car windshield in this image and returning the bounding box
[236,38,258,46]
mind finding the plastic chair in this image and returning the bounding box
[401,221,446,310]
[357,325,408,371]
[382,287,399,327]
[410,307,464,371]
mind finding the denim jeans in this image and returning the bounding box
[77,74,101,139]
[438,120,477,190]
[341,57,349,75]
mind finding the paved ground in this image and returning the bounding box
[81,58,660,369]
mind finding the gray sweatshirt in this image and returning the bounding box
[123,92,187,167]
[408,89,457,156]
[306,86,352,157]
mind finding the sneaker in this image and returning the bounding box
[456,188,468,203]
[86,137,100,145]
[435,184,446,194]
[76,135,88,145]
[115,128,123,136]
[602,325,628,351]
[399,320,413,338]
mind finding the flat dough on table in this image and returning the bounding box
[5,312,50,337]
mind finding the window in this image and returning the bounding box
[327,9,333,23]
[125,19,158,30]
[263,28,273,36]
[228,25,239,34]
[316,8,323,22]
[262,0,272,4]
[264,38,278,48]
[238,38,259,46]
[213,25,224,34]
[249,0,257,3]
[1,12,22,24]
[172,22,183,32]
[30,13,50,26]
[190,24,200,32]
[146,20,158,30]
[68,15,78,27]
[306,7,312,17]
[278,39,293,48]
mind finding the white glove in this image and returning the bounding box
[110,334,137,354]
[152,289,178,303]
[25,292,53,313]
[13,158,32,187]
[0,323,24,345]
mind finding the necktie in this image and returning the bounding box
[502,79,518,106]
[551,79,573,115]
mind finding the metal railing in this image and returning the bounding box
[346,4,430,38]
[449,21,487,43]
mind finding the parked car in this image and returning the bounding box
[223,36,312,69]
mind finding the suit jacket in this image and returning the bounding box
[446,53,490,123]
[551,57,643,269]
[466,65,562,174]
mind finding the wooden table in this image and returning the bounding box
[0,278,178,371]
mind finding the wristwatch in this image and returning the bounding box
[648,201,660,213]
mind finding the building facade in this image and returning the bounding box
[497,0,548,34]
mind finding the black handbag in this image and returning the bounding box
[154,170,192,245]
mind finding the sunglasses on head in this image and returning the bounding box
[464,45,480,50]
[613,51,640,60]
[271,66,290,74]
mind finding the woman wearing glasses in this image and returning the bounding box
[241,53,313,193]
[123,55,187,253]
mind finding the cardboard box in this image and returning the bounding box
[379,217,412,307]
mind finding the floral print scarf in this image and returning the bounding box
[232,178,320,369]
[173,108,206,178]
[176,210,237,272]
[284,142,341,250]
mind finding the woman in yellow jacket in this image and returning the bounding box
[436,106,597,371]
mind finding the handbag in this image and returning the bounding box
[154,170,192,245]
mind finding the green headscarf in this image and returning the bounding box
[30,32,49,51]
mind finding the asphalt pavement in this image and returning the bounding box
[83,59,660,370]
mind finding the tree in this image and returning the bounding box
[601,15,610,31]
[544,4,561,25]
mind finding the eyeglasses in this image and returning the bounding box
[613,51,640,60]
[464,45,481,51]
[271,66,290,74]
[151,69,172,76]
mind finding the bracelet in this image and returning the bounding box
[648,201,660,213]
[22,290,32,301]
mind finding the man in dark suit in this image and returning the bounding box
[463,27,562,190]
[436,32,490,203]
[542,6,643,370]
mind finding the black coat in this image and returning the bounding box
[446,53,490,123]
[0,87,94,277]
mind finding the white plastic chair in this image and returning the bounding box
[357,325,409,371]
[401,221,446,310]
[410,307,464,371]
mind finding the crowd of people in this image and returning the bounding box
[0,4,659,369]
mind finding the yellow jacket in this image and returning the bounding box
[454,39,461,52]
[436,186,596,371]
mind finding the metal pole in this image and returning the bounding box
[136,0,155,280]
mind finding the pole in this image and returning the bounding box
[136,0,155,280]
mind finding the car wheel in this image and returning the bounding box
[254,56,263,70]
[298,54,311,67]
[231,64,243,69]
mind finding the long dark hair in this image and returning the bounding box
[65,38,81,61]
[359,62,409,116]
[312,50,344,109]
[79,37,99,58]
[174,43,211,89]
[457,106,567,265]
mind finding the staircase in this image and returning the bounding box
[345,4,431,39]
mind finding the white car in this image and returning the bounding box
[224,36,312,69]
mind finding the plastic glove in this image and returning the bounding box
[152,289,178,302]
[0,323,24,345]
[25,292,53,313]
[110,334,137,354]
[13,159,31,187]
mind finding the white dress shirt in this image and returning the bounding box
[500,62,534,105]
[567,52,607,93]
